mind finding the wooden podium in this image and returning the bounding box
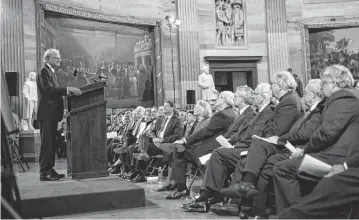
[66,82,108,179]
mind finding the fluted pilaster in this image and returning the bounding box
[1,0,25,118]
[266,0,289,76]
[177,0,200,107]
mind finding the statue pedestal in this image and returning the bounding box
[19,130,41,162]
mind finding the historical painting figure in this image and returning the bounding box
[215,0,245,47]
[198,65,215,101]
[22,72,38,130]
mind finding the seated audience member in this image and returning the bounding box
[273,65,359,213]
[354,80,359,90]
[218,71,302,202]
[106,111,133,165]
[156,100,213,192]
[56,122,67,158]
[279,153,359,219]
[165,91,236,200]
[184,83,273,212]
[126,101,183,183]
[220,79,325,217]
[183,111,197,137]
[114,106,147,173]
[209,89,219,113]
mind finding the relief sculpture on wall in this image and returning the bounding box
[215,0,245,47]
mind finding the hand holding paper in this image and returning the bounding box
[216,135,234,148]
[298,155,332,177]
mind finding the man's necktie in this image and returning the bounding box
[159,117,168,132]
[52,72,61,87]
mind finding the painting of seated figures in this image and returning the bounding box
[309,26,359,79]
[44,13,155,109]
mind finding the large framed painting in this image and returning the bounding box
[41,10,158,109]
[300,18,359,83]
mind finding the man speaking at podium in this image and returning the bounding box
[37,48,82,181]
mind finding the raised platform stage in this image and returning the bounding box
[16,159,146,218]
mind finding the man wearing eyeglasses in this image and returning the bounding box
[37,48,82,181]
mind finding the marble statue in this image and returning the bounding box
[22,72,38,130]
[215,0,245,46]
[198,65,215,101]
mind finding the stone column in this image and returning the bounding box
[1,0,25,118]
[176,0,201,107]
[265,0,289,76]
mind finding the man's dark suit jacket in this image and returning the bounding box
[278,99,326,147]
[37,64,67,122]
[263,91,302,137]
[224,106,256,140]
[186,107,236,146]
[152,115,183,144]
[346,153,359,168]
[232,103,275,148]
[303,89,359,158]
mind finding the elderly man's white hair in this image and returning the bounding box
[196,100,213,118]
[320,64,354,88]
[306,79,324,98]
[134,106,145,114]
[219,91,235,107]
[273,71,297,92]
[236,85,253,105]
[43,48,60,63]
[255,83,273,102]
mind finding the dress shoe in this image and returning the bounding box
[40,174,60,181]
[210,202,240,216]
[184,201,209,213]
[220,182,258,199]
[51,169,65,178]
[156,183,173,192]
[131,174,147,183]
[180,201,194,209]
[113,146,128,154]
[110,167,121,174]
[168,183,178,191]
[127,172,139,181]
[165,189,189,200]
[124,171,135,179]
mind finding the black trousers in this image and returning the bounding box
[170,146,197,184]
[203,147,247,192]
[273,153,348,213]
[279,168,359,219]
[39,120,58,174]
[253,152,290,217]
[243,139,285,177]
[135,143,163,173]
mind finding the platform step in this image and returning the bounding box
[18,176,146,218]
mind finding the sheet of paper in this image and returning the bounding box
[298,155,332,177]
[252,135,278,145]
[216,135,234,148]
[107,132,117,139]
[285,141,297,153]
[199,153,212,165]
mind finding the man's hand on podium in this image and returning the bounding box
[68,87,82,96]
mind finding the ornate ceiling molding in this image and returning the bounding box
[39,2,158,27]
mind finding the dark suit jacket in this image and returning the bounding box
[37,64,67,122]
[233,103,275,148]
[347,153,359,168]
[186,107,235,146]
[151,115,183,144]
[225,106,256,139]
[278,99,325,147]
[304,89,359,158]
[263,91,302,137]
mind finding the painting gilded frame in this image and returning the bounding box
[300,17,359,84]
[34,1,165,106]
